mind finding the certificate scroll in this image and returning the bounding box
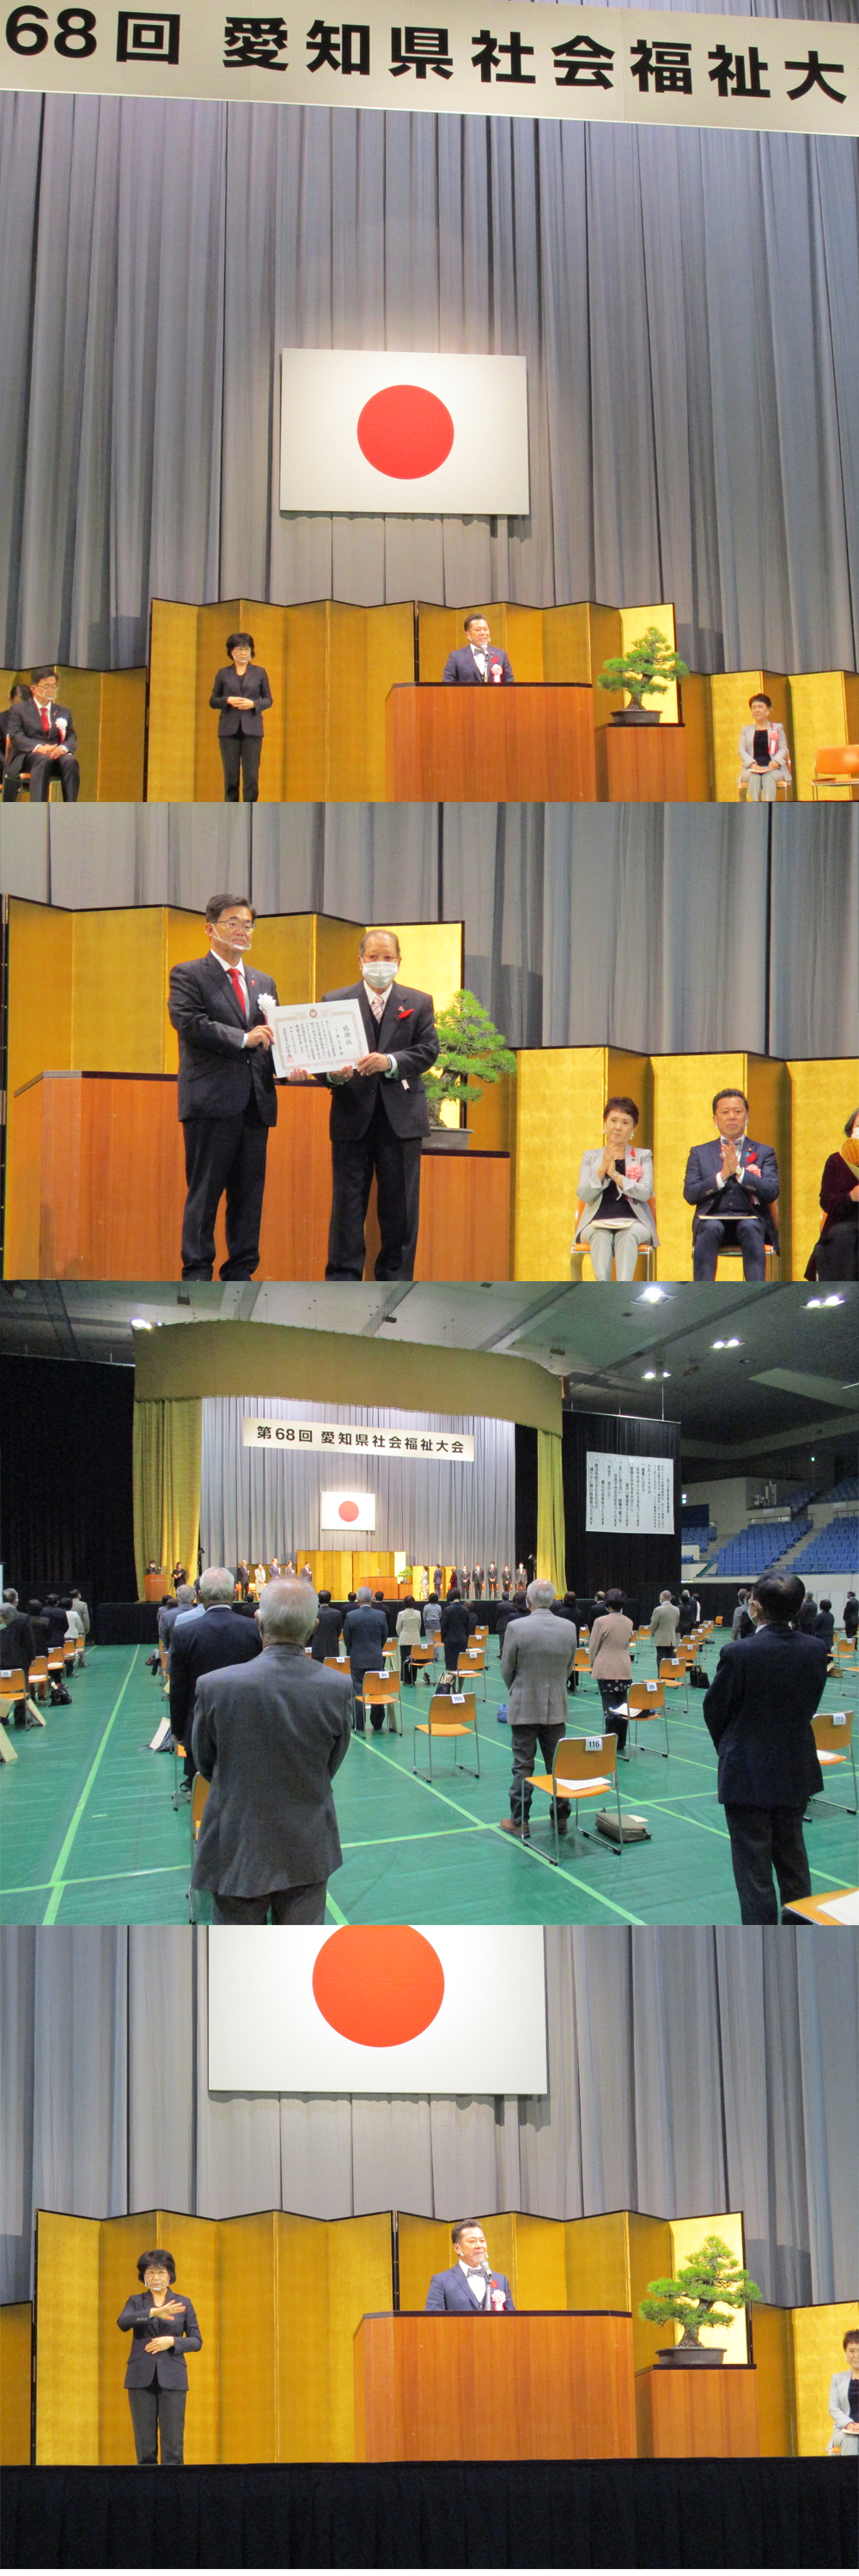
[259,996,367,1079]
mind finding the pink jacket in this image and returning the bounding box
[588,1612,634,1680]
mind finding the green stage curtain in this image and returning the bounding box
[133,1397,202,1600]
[536,1430,566,1595]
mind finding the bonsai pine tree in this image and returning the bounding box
[639,2235,762,2348]
[423,989,517,1129]
[597,624,689,708]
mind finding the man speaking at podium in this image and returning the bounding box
[442,615,515,685]
[425,2221,515,2312]
[168,894,278,1279]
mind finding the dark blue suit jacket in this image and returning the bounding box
[169,1604,262,1747]
[118,2292,202,2388]
[210,664,272,737]
[442,646,515,684]
[425,2265,515,2312]
[684,1138,779,1246]
[703,1625,827,1805]
[168,951,279,1125]
[342,1603,389,1677]
[320,981,438,1141]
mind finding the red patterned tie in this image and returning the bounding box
[228,967,246,1019]
[41,703,50,732]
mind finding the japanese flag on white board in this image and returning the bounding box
[320,1490,376,1532]
[208,1926,547,2094]
[280,349,530,515]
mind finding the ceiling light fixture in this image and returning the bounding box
[638,1285,666,1303]
[130,1316,154,1329]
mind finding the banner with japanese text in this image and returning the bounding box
[585,1449,674,1534]
[241,1416,475,1460]
[2,2,856,136]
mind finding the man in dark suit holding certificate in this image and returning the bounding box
[684,1088,779,1280]
[168,893,278,1279]
[426,2222,515,2312]
[442,614,515,685]
[288,927,438,1280]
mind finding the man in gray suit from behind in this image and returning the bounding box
[499,1579,577,1839]
[191,1577,352,1923]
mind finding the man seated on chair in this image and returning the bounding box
[684,1088,779,1281]
[425,2222,515,2312]
[442,615,515,685]
[572,1095,658,1281]
[3,665,80,801]
[499,1578,576,1840]
[738,695,791,802]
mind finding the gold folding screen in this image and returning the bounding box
[30,2208,849,2464]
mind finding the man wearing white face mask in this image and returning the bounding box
[288,927,438,1279]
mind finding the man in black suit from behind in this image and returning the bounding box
[3,665,80,801]
[168,893,278,1279]
[702,1572,828,1923]
[287,927,438,1280]
[209,631,273,803]
[169,1565,262,1789]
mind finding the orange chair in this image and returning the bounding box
[0,1668,27,1725]
[408,1643,436,1687]
[413,1687,479,1782]
[522,1733,624,1865]
[188,1773,210,1921]
[808,1711,857,1814]
[628,1680,669,1758]
[458,1646,486,1701]
[27,1656,49,1703]
[812,746,859,800]
[362,1671,403,1735]
[570,1200,658,1283]
[659,1656,690,1712]
[573,1648,595,1689]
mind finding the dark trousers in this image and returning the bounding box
[510,1722,570,1820]
[326,1097,423,1280]
[693,1218,767,1281]
[351,1666,385,1731]
[212,1882,327,1923]
[127,2384,186,2466]
[816,1221,858,1280]
[180,1097,269,1279]
[3,750,80,800]
[220,733,262,801]
[598,1677,629,1752]
[723,1801,811,1924]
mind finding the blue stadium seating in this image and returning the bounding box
[821,1476,859,1505]
[789,1516,859,1577]
[710,1519,813,1577]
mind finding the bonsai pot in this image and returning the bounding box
[423,1127,472,1152]
[655,2344,726,2367]
[611,705,661,726]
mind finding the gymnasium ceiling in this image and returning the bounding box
[2,1280,856,1471]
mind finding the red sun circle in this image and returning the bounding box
[338,1499,360,1522]
[312,1926,445,2046]
[356,385,454,481]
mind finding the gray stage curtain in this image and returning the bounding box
[200,1397,515,1570]
[3,801,857,1057]
[2,1926,856,2308]
[2,0,857,673]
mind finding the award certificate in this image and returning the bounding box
[259,997,368,1078]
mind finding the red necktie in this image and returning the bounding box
[228,968,246,1019]
[41,704,50,732]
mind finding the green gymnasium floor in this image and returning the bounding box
[2,1635,856,1927]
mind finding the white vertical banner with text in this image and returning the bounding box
[585,1451,674,1535]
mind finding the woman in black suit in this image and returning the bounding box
[118,2249,202,2465]
[210,632,273,803]
[806,1109,859,1281]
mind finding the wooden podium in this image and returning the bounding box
[387,685,597,801]
[354,2312,636,2462]
[595,723,688,802]
[636,2366,759,2458]
[143,1571,166,1602]
[6,1073,510,1281]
